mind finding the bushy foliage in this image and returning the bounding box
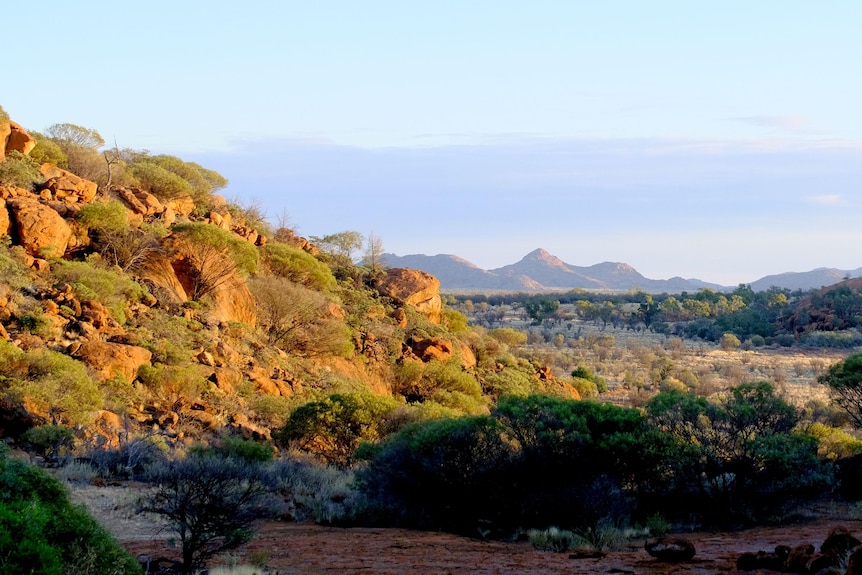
[645,383,829,522]
[76,200,130,236]
[248,276,352,356]
[126,160,194,199]
[138,364,209,411]
[0,105,8,123]
[818,353,862,428]
[0,341,102,426]
[190,436,275,463]
[0,446,142,574]
[52,258,149,323]
[43,123,106,182]
[125,154,226,207]
[488,327,528,347]
[262,242,337,291]
[277,393,400,467]
[356,415,517,533]
[0,150,43,190]
[21,424,74,464]
[28,131,68,167]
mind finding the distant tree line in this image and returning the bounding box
[455,283,862,348]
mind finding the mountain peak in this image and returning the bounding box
[522,248,566,267]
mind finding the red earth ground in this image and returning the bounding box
[119,518,862,575]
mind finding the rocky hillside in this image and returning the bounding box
[0,108,579,452]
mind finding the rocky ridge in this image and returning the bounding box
[0,113,565,450]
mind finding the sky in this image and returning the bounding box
[3,1,861,286]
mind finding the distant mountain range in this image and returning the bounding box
[382,249,862,293]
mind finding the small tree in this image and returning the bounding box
[363,232,385,272]
[139,454,273,574]
[819,353,862,428]
[311,230,364,260]
[171,222,259,301]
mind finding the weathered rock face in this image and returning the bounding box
[71,341,153,383]
[0,198,10,237]
[410,336,454,363]
[376,268,442,323]
[137,252,190,305]
[167,195,195,218]
[40,164,97,204]
[0,121,10,158]
[7,197,72,258]
[115,187,163,215]
[6,122,36,156]
[207,272,257,326]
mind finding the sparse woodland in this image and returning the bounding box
[5,105,862,574]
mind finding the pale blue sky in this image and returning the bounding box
[4,1,861,285]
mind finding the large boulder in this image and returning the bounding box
[40,164,97,204]
[409,336,454,363]
[115,187,163,215]
[376,268,442,323]
[6,122,36,156]
[167,195,196,218]
[71,341,153,383]
[7,197,72,258]
[208,272,256,326]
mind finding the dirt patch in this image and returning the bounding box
[123,519,862,575]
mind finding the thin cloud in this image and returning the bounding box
[729,115,825,136]
[807,194,845,206]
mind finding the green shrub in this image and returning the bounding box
[488,327,527,347]
[528,526,578,552]
[52,259,149,323]
[0,447,143,574]
[0,343,102,427]
[277,393,400,467]
[190,436,276,463]
[645,383,830,523]
[0,105,8,123]
[126,160,195,200]
[171,222,259,301]
[28,132,68,167]
[0,150,43,190]
[263,242,336,291]
[21,424,74,463]
[76,200,130,236]
[126,154,226,207]
[356,415,517,533]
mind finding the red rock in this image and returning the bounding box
[410,336,454,363]
[7,197,72,258]
[376,268,442,323]
[72,341,153,383]
[5,122,36,156]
